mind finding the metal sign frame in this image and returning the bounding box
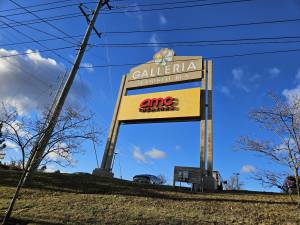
[97,49,213,180]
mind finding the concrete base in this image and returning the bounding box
[92,168,114,178]
[202,176,216,192]
[192,183,203,192]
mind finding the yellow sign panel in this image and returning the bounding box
[118,88,201,121]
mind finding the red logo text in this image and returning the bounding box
[139,96,177,112]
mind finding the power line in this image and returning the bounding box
[2,43,300,64]
[2,15,300,35]
[0,0,255,29]
[83,48,300,69]
[3,1,98,18]
[0,46,75,59]
[0,0,82,13]
[1,16,78,55]
[103,18,300,34]
[102,0,255,14]
[1,0,223,17]
[0,19,74,65]
[8,0,79,44]
[0,12,84,29]
[208,48,300,59]
[114,0,215,9]
[0,49,53,89]
[4,33,300,48]
[88,38,300,47]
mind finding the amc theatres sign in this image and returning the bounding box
[117,88,201,121]
[139,96,177,112]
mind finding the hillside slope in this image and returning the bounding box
[0,170,299,225]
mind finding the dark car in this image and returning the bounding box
[282,176,299,194]
[133,174,161,185]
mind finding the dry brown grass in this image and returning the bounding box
[0,170,299,225]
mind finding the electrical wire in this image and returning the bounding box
[85,48,300,68]
[0,46,75,59]
[8,0,79,44]
[0,0,257,29]
[87,38,300,48]
[2,0,231,17]
[6,34,300,47]
[0,0,81,13]
[1,17,78,61]
[3,1,97,18]
[0,13,84,30]
[113,0,217,10]
[2,15,300,35]
[2,44,300,66]
[102,0,255,14]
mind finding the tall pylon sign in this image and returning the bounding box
[95,49,213,189]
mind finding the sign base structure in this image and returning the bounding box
[92,168,114,178]
[173,166,220,192]
[96,49,216,191]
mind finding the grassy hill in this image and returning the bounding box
[0,170,299,225]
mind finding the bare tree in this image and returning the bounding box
[0,104,101,170]
[226,174,243,190]
[250,169,287,191]
[0,122,6,161]
[237,93,300,205]
[157,174,167,185]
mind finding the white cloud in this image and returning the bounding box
[241,165,256,173]
[159,15,167,25]
[282,85,300,104]
[132,146,167,163]
[81,62,94,72]
[295,68,300,80]
[232,68,243,81]
[268,67,280,78]
[249,73,261,82]
[232,68,250,93]
[4,141,18,150]
[282,68,300,106]
[132,146,147,163]
[48,152,58,160]
[44,164,59,172]
[175,145,181,151]
[219,85,232,97]
[231,68,263,92]
[149,33,160,52]
[145,148,166,159]
[3,120,30,139]
[0,48,89,115]
[47,143,76,166]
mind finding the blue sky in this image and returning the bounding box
[1,0,300,191]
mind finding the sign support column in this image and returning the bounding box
[98,75,127,176]
[200,60,207,177]
[207,60,213,176]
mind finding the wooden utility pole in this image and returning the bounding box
[2,0,107,223]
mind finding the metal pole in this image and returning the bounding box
[2,1,105,223]
[29,0,105,171]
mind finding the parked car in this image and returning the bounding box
[133,174,161,185]
[282,176,299,194]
